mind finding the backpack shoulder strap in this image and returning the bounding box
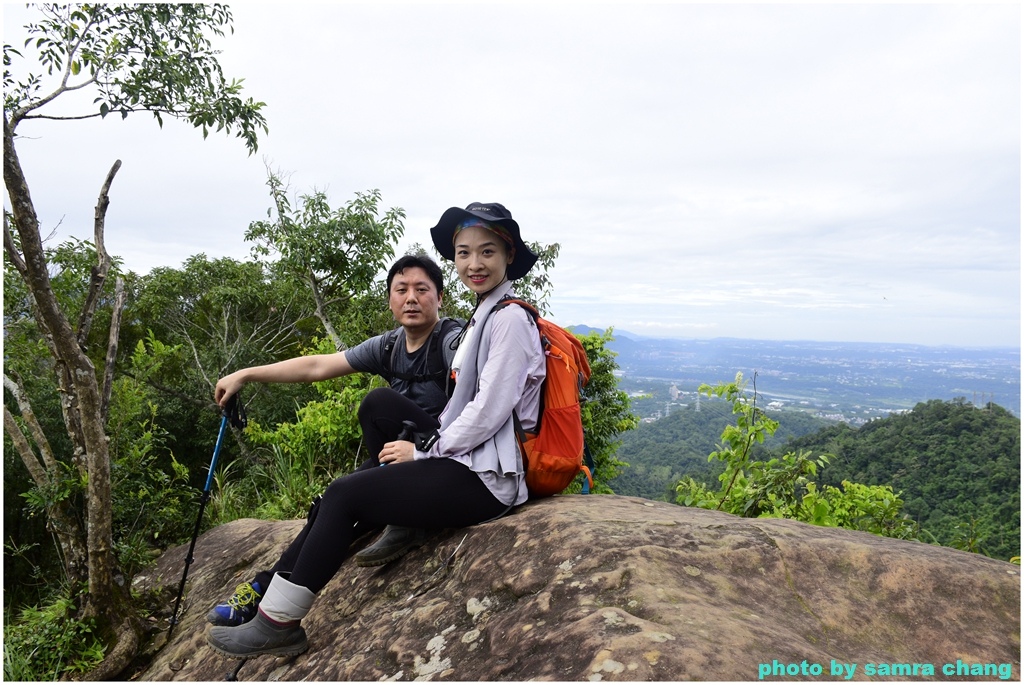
[437,316,464,346]
[380,327,403,379]
[581,441,596,494]
[384,319,459,394]
[492,296,539,325]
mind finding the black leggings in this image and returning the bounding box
[357,386,438,461]
[256,388,506,593]
[291,456,507,592]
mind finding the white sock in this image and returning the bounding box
[259,573,315,624]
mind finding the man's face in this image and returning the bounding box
[389,266,442,333]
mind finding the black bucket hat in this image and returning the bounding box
[430,202,539,281]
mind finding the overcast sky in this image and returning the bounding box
[4,3,1020,347]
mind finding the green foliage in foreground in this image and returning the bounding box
[571,329,638,493]
[208,338,374,524]
[3,593,104,681]
[674,373,920,540]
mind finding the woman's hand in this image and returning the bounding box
[379,440,415,465]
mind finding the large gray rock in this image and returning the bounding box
[131,495,1020,681]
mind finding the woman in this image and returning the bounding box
[207,202,546,658]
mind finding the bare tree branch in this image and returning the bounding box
[4,372,59,474]
[3,379,89,589]
[306,265,342,350]
[4,388,50,489]
[19,108,184,123]
[100,277,127,423]
[77,160,121,348]
[129,374,211,409]
[3,211,28,277]
[184,315,215,392]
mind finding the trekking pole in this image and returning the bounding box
[168,393,246,640]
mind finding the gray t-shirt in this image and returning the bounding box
[346,318,462,420]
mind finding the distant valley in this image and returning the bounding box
[588,329,1022,560]
[572,327,1021,423]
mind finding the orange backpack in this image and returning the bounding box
[493,297,595,497]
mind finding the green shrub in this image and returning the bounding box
[251,443,332,520]
[206,337,370,521]
[107,384,193,575]
[3,593,104,681]
[675,373,919,540]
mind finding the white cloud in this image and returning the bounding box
[3,3,1019,346]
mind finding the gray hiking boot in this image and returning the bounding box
[206,611,308,659]
[354,525,426,567]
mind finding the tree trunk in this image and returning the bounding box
[4,114,138,675]
[307,268,343,350]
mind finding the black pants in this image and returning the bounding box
[254,388,506,593]
[253,388,435,589]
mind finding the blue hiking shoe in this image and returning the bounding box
[206,581,264,626]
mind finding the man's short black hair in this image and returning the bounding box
[386,253,444,297]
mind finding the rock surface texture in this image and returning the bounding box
[132,494,1020,681]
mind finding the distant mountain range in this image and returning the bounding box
[569,324,645,340]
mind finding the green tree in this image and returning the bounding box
[575,329,637,493]
[128,255,314,470]
[3,4,265,677]
[245,170,405,349]
[4,4,266,147]
[784,398,1020,559]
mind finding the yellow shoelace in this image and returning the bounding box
[226,582,259,609]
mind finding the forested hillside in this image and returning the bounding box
[783,399,1020,560]
[611,397,1020,561]
[610,404,831,500]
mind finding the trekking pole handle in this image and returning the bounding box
[397,420,417,441]
[381,421,418,467]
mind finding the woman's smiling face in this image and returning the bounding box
[454,225,514,296]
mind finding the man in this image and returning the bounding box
[207,253,461,626]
